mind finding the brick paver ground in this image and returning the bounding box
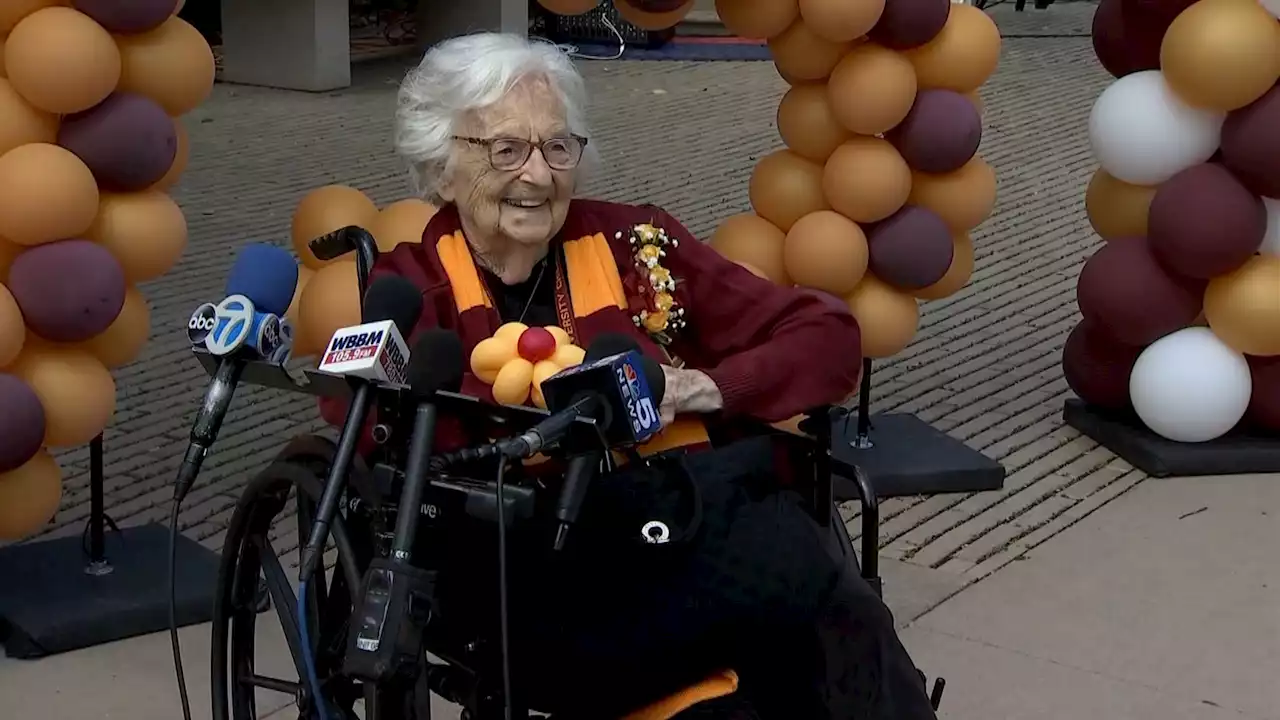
[28,4,1127,587]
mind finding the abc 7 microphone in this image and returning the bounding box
[188,295,293,364]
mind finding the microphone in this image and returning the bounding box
[299,275,424,583]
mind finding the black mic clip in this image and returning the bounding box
[343,556,438,685]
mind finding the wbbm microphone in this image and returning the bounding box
[175,244,300,501]
[299,275,424,584]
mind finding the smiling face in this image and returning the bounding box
[441,75,579,255]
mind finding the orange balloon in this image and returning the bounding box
[0,0,62,34]
[784,210,869,295]
[0,78,58,156]
[537,0,601,13]
[1203,255,1280,357]
[843,274,920,358]
[769,19,849,82]
[85,191,188,283]
[286,266,316,357]
[151,117,189,191]
[4,7,121,114]
[1160,0,1280,112]
[298,261,361,357]
[903,3,1001,93]
[0,450,62,541]
[709,213,792,284]
[715,0,799,39]
[908,155,997,234]
[822,137,912,223]
[369,199,438,254]
[116,17,216,116]
[797,0,885,42]
[291,185,379,269]
[613,0,694,30]
[913,233,974,300]
[74,286,151,369]
[1086,169,1155,241]
[0,282,25,368]
[0,237,21,282]
[0,143,100,247]
[11,344,116,448]
[749,150,829,232]
[827,42,918,135]
[966,90,985,117]
[777,83,850,162]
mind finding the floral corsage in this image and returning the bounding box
[617,222,688,346]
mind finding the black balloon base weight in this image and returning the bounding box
[0,523,220,659]
[830,412,1006,500]
[1063,399,1280,478]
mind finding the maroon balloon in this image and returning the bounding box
[868,0,949,50]
[1246,356,1280,433]
[58,93,178,193]
[1148,164,1266,279]
[1075,237,1205,347]
[0,374,46,474]
[866,206,954,291]
[1091,0,1159,78]
[71,0,178,34]
[1062,321,1143,410]
[888,90,981,174]
[1222,85,1280,200]
[1120,0,1199,29]
[7,240,126,343]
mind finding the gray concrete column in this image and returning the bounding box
[415,0,529,50]
[220,0,351,92]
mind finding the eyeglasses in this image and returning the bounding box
[453,135,588,171]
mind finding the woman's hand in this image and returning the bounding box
[658,366,724,426]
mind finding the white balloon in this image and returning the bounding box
[1129,327,1253,443]
[1262,197,1280,257]
[1261,0,1280,20]
[1089,71,1226,186]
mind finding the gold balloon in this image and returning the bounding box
[908,155,997,233]
[0,143,100,247]
[769,19,849,82]
[613,0,695,30]
[0,450,62,541]
[716,0,799,39]
[797,0,884,43]
[298,261,361,357]
[74,286,151,369]
[709,213,792,284]
[844,274,920,358]
[784,210,869,295]
[11,344,116,448]
[85,191,188,283]
[777,83,850,162]
[1085,169,1155,241]
[1160,0,1280,112]
[286,266,316,357]
[966,90,985,117]
[0,78,57,156]
[827,43,918,135]
[291,185,379,269]
[150,117,189,192]
[749,150,830,232]
[4,6,122,114]
[914,233,974,300]
[369,199,438,254]
[903,3,1001,93]
[116,17,216,116]
[536,0,601,13]
[0,282,24,368]
[1204,255,1280,357]
[822,137,912,223]
[0,0,63,34]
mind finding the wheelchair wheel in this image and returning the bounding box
[209,435,428,720]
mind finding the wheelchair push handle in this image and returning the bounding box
[308,225,381,297]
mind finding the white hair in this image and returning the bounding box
[395,33,597,204]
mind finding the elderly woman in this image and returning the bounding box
[323,32,938,720]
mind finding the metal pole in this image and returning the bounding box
[854,358,873,449]
[85,433,113,576]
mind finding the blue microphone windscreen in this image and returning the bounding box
[224,243,300,317]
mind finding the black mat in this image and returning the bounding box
[830,412,1006,500]
[1063,399,1280,478]
[0,523,221,659]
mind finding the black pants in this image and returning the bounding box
[438,438,938,720]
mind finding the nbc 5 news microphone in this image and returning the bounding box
[299,275,424,584]
[176,243,300,501]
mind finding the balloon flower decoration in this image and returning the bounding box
[536,0,698,31]
[471,322,587,408]
[285,185,439,359]
[1068,0,1280,443]
[0,0,212,541]
[704,0,1000,361]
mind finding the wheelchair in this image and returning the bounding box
[204,228,945,720]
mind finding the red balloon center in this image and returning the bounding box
[516,327,557,363]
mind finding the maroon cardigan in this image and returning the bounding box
[319,199,862,454]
